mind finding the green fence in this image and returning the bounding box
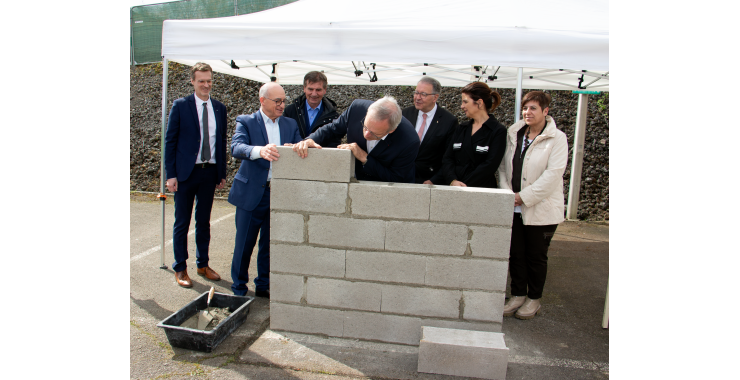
[131,0,297,65]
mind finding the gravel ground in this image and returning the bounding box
[131,62,608,220]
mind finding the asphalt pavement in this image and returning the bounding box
[130,192,609,379]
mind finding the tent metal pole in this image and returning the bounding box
[515,68,523,122]
[566,93,588,220]
[159,58,169,269]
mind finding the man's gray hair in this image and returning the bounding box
[259,82,281,98]
[418,76,441,95]
[367,96,403,132]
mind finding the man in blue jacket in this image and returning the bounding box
[228,82,301,298]
[292,96,419,183]
[164,62,227,288]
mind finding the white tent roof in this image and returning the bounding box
[161,0,608,90]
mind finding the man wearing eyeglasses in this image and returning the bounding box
[402,77,459,184]
[291,96,420,183]
[227,82,302,299]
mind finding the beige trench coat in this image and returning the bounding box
[497,116,568,225]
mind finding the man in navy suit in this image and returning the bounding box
[292,96,420,183]
[165,62,227,288]
[228,82,301,298]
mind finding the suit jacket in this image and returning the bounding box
[439,114,507,189]
[402,104,459,184]
[164,94,228,182]
[283,94,340,147]
[307,99,420,183]
[227,111,302,211]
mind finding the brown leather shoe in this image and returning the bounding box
[197,266,221,281]
[175,270,193,288]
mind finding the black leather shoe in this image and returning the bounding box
[255,290,270,299]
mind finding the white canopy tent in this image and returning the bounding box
[155,0,609,268]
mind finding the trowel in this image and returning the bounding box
[197,287,216,330]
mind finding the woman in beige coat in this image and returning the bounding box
[497,91,568,320]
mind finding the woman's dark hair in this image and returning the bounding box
[521,91,552,110]
[461,82,501,112]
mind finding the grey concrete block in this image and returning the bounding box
[418,326,508,379]
[308,215,385,250]
[270,243,345,278]
[380,285,461,319]
[270,212,305,243]
[429,186,515,226]
[463,291,506,323]
[343,311,421,345]
[270,303,344,337]
[271,273,305,304]
[469,226,511,259]
[421,319,502,333]
[272,146,354,183]
[385,221,468,255]
[345,250,426,285]
[306,278,382,312]
[349,182,430,220]
[426,257,508,291]
[270,179,347,214]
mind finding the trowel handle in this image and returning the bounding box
[207,287,215,306]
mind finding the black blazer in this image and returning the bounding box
[308,99,420,183]
[439,114,506,188]
[402,105,459,184]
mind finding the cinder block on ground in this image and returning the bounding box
[345,250,426,285]
[430,186,514,226]
[270,303,344,337]
[385,221,468,255]
[272,146,354,183]
[306,278,382,312]
[380,285,461,319]
[421,319,502,333]
[270,243,345,278]
[343,311,421,345]
[271,273,305,304]
[270,212,305,243]
[469,225,511,259]
[426,257,508,291]
[463,291,506,323]
[418,326,509,379]
[349,182,430,220]
[308,215,385,250]
[271,179,347,214]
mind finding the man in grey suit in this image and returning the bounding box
[401,77,459,184]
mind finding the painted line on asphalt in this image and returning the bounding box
[509,355,609,372]
[130,212,235,262]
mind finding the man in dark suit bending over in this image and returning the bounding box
[402,76,459,184]
[291,96,420,183]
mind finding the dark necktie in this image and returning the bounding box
[201,102,211,162]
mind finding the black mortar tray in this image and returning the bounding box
[157,291,254,352]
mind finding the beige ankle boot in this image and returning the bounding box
[515,297,541,320]
[503,296,526,317]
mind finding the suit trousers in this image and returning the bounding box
[231,186,271,295]
[508,213,558,300]
[172,165,218,273]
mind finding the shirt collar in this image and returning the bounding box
[194,94,211,106]
[259,108,280,124]
[305,98,322,112]
[417,103,437,118]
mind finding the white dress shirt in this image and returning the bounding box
[249,109,282,180]
[415,103,437,143]
[366,133,388,154]
[194,95,217,164]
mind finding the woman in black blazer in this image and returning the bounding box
[440,82,507,188]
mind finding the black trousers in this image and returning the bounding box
[509,213,558,299]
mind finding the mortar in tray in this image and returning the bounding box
[157,291,254,352]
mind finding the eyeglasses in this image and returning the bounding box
[265,97,288,106]
[361,117,388,140]
[413,91,438,98]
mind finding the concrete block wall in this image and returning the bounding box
[269,146,514,345]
